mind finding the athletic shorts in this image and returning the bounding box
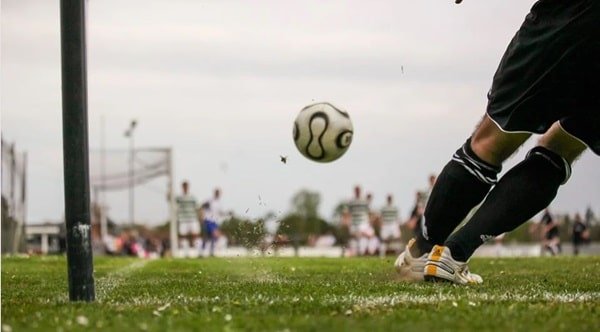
[486,0,600,155]
[178,220,200,236]
[380,223,401,240]
[202,219,219,238]
[351,222,374,237]
[545,227,560,240]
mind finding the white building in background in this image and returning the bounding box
[25,222,65,255]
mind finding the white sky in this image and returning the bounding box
[2,0,598,225]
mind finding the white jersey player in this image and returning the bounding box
[348,185,376,255]
[204,188,224,225]
[380,194,401,241]
[200,188,225,257]
[348,186,370,235]
[176,181,199,257]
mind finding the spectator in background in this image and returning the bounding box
[540,208,561,256]
[176,181,200,257]
[123,230,147,258]
[572,213,588,256]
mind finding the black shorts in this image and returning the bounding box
[486,0,600,155]
[545,226,560,240]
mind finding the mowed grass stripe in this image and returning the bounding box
[106,291,600,310]
[96,259,150,302]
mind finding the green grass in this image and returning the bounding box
[2,255,599,331]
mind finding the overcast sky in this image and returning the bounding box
[2,0,598,226]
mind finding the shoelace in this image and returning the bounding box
[459,264,473,278]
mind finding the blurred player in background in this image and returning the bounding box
[365,192,381,255]
[540,208,561,256]
[176,181,199,257]
[338,206,352,257]
[572,213,588,256]
[405,174,436,244]
[397,0,599,284]
[417,174,437,209]
[348,185,374,256]
[379,194,401,257]
[405,191,425,238]
[200,188,224,257]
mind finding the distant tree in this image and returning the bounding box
[291,189,321,220]
[276,189,334,249]
[277,214,304,250]
[331,201,348,221]
[585,206,596,226]
[220,216,266,249]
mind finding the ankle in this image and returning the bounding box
[446,241,469,262]
[413,237,434,257]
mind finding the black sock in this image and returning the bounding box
[415,138,501,255]
[446,146,571,261]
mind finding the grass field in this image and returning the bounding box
[2,255,599,331]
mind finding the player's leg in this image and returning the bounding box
[178,223,189,257]
[444,122,587,263]
[209,231,216,257]
[192,221,202,257]
[425,123,586,283]
[199,223,208,258]
[397,116,527,281]
[188,234,196,258]
[414,115,530,255]
[379,235,387,258]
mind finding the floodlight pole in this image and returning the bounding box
[125,120,137,226]
[60,0,95,302]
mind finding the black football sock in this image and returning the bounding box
[414,138,501,255]
[445,146,571,261]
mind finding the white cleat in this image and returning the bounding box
[423,245,483,285]
[394,238,428,282]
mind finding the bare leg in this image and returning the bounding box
[471,116,531,166]
[538,122,587,163]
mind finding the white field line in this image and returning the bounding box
[113,291,600,308]
[96,260,149,302]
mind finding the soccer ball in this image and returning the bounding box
[293,102,353,163]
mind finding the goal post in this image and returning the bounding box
[167,149,179,258]
[60,0,95,302]
[89,147,178,257]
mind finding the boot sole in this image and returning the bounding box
[424,275,453,283]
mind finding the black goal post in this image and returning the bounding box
[60,0,95,302]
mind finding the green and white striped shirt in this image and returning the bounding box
[381,204,399,225]
[176,194,197,223]
[349,198,369,227]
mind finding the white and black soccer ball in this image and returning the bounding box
[293,102,353,163]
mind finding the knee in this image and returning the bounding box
[470,134,528,166]
[453,138,502,185]
[526,146,571,184]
